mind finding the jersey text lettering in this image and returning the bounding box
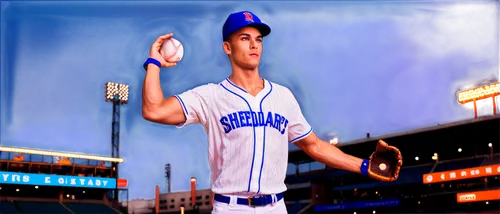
[220,111,288,134]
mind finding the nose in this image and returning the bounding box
[250,39,258,50]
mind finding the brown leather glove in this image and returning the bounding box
[368,140,403,182]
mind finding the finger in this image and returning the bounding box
[376,140,388,153]
[394,164,401,177]
[154,33,174,47]
[165,62,177,67]
[387,145,401,154]
[158,33,173,41]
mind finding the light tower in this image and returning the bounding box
[165,163,171,193]
[105,82,129,200]
[458,83,500,118]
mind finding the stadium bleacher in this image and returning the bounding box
[0,199,121,214]
[433,157,486,172]
[14,201,70,213]
[286,201,311,214]
[0,142,129,214]
[0,200,21,213]
[285,117,500,213]
[64,202,120,214]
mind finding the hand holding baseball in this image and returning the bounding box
[149,33,178,68]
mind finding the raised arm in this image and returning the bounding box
[142,33,186,125]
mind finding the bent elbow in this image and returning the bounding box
[142,108,160,122]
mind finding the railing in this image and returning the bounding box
[1,152,112,168]
[0,159,114,178]
[288,154,498,179]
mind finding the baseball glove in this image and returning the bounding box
[368,140,402,182]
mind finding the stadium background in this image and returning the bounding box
[1,0,499,213]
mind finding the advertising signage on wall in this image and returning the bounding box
[457,189,500,203]
[314,199,400,212]
[0,171,116,189]
[423,164,500,184]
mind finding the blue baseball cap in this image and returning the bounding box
[222,11,271,41]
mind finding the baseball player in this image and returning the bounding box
[142,11,402,214]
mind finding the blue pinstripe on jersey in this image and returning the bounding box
[257,80,273,193]
[226,78,247,93]
[219,83,257,193]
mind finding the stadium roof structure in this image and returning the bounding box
[288,114,500,165]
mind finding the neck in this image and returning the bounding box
[229,66,264,95]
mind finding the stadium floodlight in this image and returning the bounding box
[457,82,500,104]
[104,81,129,201]
[489,143,492,148]
[458,148,462,152]
[457,81,500,118]
[105,82,129,104]
[415,156,419,161]
[329,137,338,145]
[0,146,124,163]
[432,153,438,161]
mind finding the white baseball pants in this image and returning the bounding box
[211,195,288,214]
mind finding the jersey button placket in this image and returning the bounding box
[254,100,265,193]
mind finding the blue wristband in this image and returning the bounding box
[143,58,161,70]
[360,159,369,176]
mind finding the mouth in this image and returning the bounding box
[249,53,259,57]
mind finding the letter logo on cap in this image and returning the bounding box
[244,12,254,22]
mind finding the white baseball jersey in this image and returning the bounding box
[174,78,312,195]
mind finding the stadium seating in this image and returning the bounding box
[64,202,119,214]
[0,200,120,214]
[285,169,356,184]
[286,201,310,214]
[14,201,71,213]
[332,164,433,191]
[0,200,21,213]
[433,157,485,172]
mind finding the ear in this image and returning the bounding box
[223,41,231,55]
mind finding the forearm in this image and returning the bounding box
[142,65,165,116]
[305,139,364,174]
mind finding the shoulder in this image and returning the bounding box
[180,83,220,99]
[267,80,295,97]
[189,82,219,92]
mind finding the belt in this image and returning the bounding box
[214,193,284,207]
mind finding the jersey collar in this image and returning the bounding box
[221,77,271,99]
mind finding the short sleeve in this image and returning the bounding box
[173,84,214,128]
[287,90,313,144]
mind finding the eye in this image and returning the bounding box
[241,37,249,41]
[257,38,263,43]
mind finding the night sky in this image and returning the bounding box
[1,0,498,200]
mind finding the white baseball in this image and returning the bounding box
[160,38,184,63]
[379,163,387,170]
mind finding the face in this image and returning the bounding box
[223,27,263,70]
